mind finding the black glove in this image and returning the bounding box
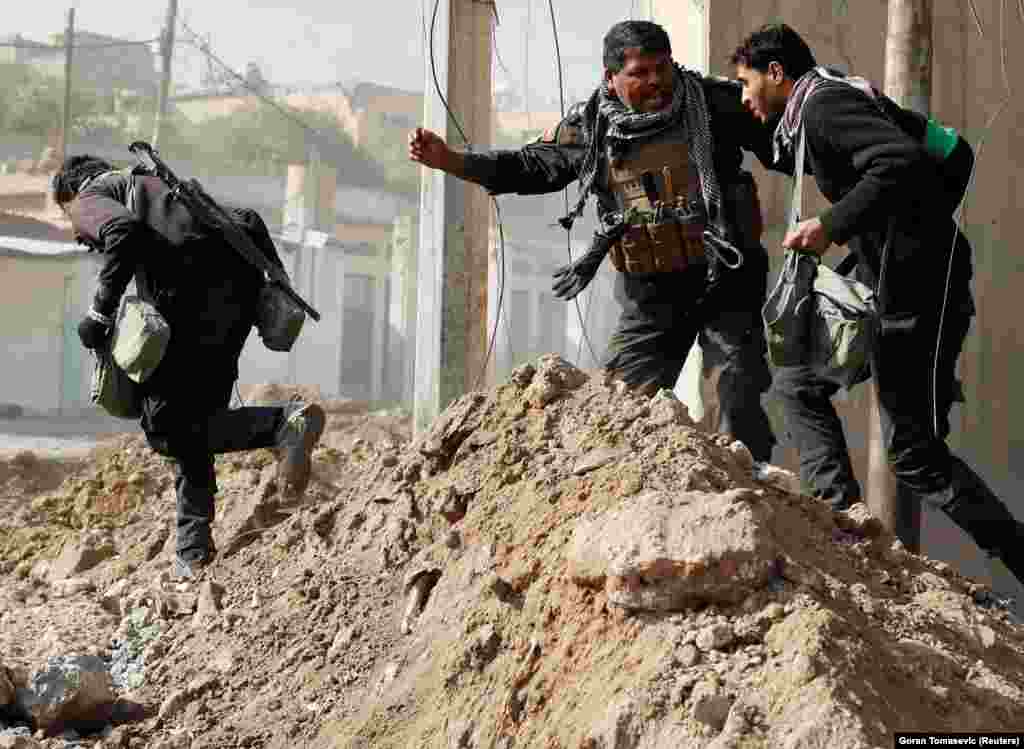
[552,247,607,301]
[552,227,624,301]
[77,308,113,350]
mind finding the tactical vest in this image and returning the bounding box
[607,126,707,274]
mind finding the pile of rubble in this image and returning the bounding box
[1,357,1022,749]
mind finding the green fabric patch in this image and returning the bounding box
[925,119,959,161]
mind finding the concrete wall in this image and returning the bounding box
[0,252,99,414]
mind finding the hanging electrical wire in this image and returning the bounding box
[178,22,321,139]
[968,0,986,38]
[546,0,601,368]
[426,0,512,391]
[932,0,1015,435]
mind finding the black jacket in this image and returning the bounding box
[461,77,775,247]
[69,170,284,379]
[790,85,972,313]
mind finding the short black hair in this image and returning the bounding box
[603,21,672,73]
[730,23,816,80]
[51,154,113,206]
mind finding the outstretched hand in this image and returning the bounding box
[408,127,453,171]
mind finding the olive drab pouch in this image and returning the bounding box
[808,261,876,388]
[111,296,171,384]
[762,127,877,387]
[256,282,306,352]
[763,249,817,367]
[90,349,142,420]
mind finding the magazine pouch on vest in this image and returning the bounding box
[607,137,706,273]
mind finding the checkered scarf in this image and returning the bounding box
[774,67,878,165]
[559,64,723,231]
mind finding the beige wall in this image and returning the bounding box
[334,223,391,244]
[0,253,98,414]
[702,1,1024,579]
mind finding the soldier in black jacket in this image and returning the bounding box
[410,20,778,462]
[731,24,1024,584]
[54,155,326,579]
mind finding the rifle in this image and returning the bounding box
[127,140,321,322]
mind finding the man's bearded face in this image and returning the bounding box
[605,48,675,114]
[735,62,789,123]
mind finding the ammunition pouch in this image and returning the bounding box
[609,217,706,274]
[256,282,306,352]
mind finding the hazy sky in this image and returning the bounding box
[11,0,637,99]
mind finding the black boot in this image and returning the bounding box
[941,457,1024,585]
[275,401,326,496]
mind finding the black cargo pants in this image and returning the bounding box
[140,342,286,562]
[603,248,775,462]
[773,257,1023,576]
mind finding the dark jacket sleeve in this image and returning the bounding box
[69,172,144,315]
[804,87,929,246]
[703,78,778,174]
[460,110,588,196]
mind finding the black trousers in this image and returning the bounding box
[140,344,285,560]
[604,251,775,462]
[773,274,1023,569]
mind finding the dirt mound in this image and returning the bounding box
[1,358,1022,748]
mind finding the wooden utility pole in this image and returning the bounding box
[60,7,75,161]
[871,0,933,552]
[152,0,179,146]
[413,0,494,434]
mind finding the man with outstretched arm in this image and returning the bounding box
[410,20,778,463]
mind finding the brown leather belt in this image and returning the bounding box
[609,220,706,273]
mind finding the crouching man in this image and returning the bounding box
[54,155,326,579]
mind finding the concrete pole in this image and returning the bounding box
[413,0,494,435]
[60,8,75,162]
[389,215,417,405]
[871,0,932,552]
[152,0,179,147]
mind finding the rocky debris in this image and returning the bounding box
[752,462,801,495]
[109,606,165,691]
[157,674,220,721]
[48,531,116,580]
[13,655,113,736]
[400,567,442,634]
[648,388,693,428]
[0,735,40,749]
[100,579,130,617]
[567,489,779,611]
[2,366,1024,748]
[49,577,95,598]
[0,661,15,709]
[572,447,628,477]
[520,354,589,409]
[193,581,225,623]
